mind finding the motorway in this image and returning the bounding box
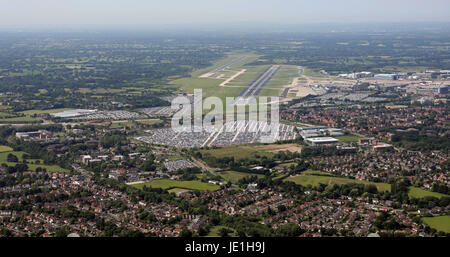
[233,65,280,104]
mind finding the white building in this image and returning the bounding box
[305,137,340,146]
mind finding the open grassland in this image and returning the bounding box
[422,216,450,233]
[284,175,391,192]
[258,88,283,97]
[218,170,264,183]
[408,187,449,199]
[200,143,302,160]
[264,65,299,88]
[131,179,220,191]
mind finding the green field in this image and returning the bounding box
[132,179,220,191]
[109,121,133,129]
[167,188,191,194]
[0,151,69,172]
[136,119,163,125]
[0,112,14,117]
[0,116,40,123]
[264,65,299,88]
[422,216,450,233]
[0,151,39,162]
[284,175,391,191]
[206,225,238,237]
[0,145,13,153]
[334,134,361,142]
[408,187,449,199]
[19,108,74,116]
[200,143,301,161]
[218,170,264,183]
[301,169,332,176]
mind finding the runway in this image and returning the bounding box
[199,55,247,78]
[233,65,280,105]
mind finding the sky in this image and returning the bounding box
[0,0,449,26]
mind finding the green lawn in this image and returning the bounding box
[264,65,299,88]
[20,108,74,116]
[200,144,273,160]
[284,175,391,191]
[132,179,220,191]
[0,112,14,117]
[218,170,264,183]
[301,169,332,176]
[0,151,37,162]
[0,145,13,153]
[422,216,450,233]
[167,188,191,194]
[0,116,40,123]
[408,187,449,199]
[136,119,163,125]
[334,134,361,142]
[0,151,69,172]
[200,143,300,161]
[206,225,238,237]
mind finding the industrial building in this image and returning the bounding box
[305,137,340,146]
[298,126,345,138]
[374,74,397,80]
[438,86,449,95]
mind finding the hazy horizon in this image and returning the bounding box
[1,0,450,26]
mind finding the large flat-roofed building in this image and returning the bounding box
[305,137,340,146]
[298,126,345,138]
[374,74,397,80]
[437,86,448,95]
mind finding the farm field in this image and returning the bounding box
[284,175,391,192]
[131,179,220,191]
[422,216,450,233]
[408,187,449,199]
[218,170,264,183]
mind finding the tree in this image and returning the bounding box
[219,228,232,237]
[179,228,192,237]
[6,153,18,162]
[54,227,70,237]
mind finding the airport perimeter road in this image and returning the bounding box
[233,64,280,104]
